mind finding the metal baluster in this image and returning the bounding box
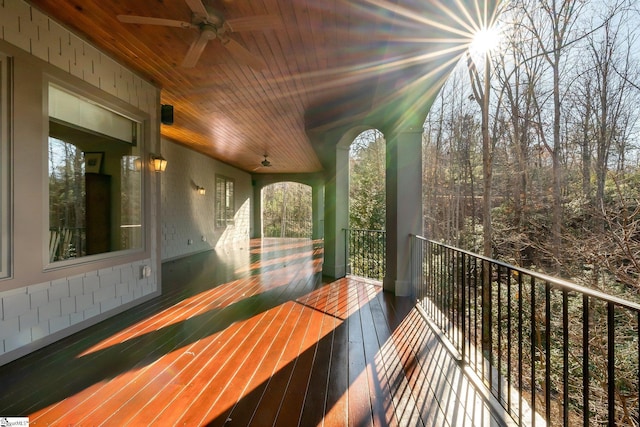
[450,248,455,340]
[474,257,479,374]
[507,267,512,413]
[518,273,523,425]
[545,282,551,425]
[608,302,615,427]
[498,264,502,400]
[562,289,569,426]
[583,294,590,427]
[531,276,537,427]
[482,259,487,385]
[461,252,466,364]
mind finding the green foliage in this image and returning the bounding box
[346,130,387,280]
[262,182,312,238]
[349,130,386,231]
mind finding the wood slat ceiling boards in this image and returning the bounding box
[26,0,501,173]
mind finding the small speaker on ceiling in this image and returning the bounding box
[161,104,174,125]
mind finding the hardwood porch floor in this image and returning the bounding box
[0,239,506,426]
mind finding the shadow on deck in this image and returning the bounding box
[0,238,510,426]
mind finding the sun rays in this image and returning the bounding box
[470,24,503,55]
[256,0,505,134]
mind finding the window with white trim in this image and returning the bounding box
[47,83,143,263]
[215,175,235,228]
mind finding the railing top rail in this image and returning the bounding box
[412,234,640,312]
[344,228,386,233]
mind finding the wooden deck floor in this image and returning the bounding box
[0,239,506,426]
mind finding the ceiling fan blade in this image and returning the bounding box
[184,0,210,19]
[224,15,282,32]
[117,15,194,28]
[182,32,212,67]
[221,38,266,70]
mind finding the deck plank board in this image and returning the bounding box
[0,239,507,427]
[322,281,350,427]
[253,285,330,426]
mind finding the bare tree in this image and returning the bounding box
[494,11,548,265]
[588,8,632,230]
[467,38,509,359]
[521,0,586,269]
[423,82,449,241]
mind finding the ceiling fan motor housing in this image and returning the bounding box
[200,24,218,40]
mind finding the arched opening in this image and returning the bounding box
[261,181,313,238]
[349,129,386,230]
[346,129,386,280]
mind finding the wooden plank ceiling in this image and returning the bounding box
[27,0,499,173]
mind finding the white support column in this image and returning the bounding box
[384,127,423,296]
[322,145,350,279]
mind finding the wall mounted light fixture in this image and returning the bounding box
[151,154,167,173]
[196,186,206,195]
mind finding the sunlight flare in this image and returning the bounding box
[470,25,502,55]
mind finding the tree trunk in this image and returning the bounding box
[481,53,493,362]
[551,58,563,269]
[581,84,592,204]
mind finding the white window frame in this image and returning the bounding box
[0,54,11,279]
[215,175,235,228]
[44,78,147,268]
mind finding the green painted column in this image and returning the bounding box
[322,145,349,279]
[252,181,262,238]
[312,183,324,240]
[384,126,423,296]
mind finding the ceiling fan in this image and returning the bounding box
[253,154,272,171]
[117,0,280,69]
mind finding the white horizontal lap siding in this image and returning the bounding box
[0,0,160,364]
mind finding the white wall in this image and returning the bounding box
[160,139,252,261]
[0,0,161,365]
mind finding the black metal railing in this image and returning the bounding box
[345,228,386,281]
[411,235,640,426]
